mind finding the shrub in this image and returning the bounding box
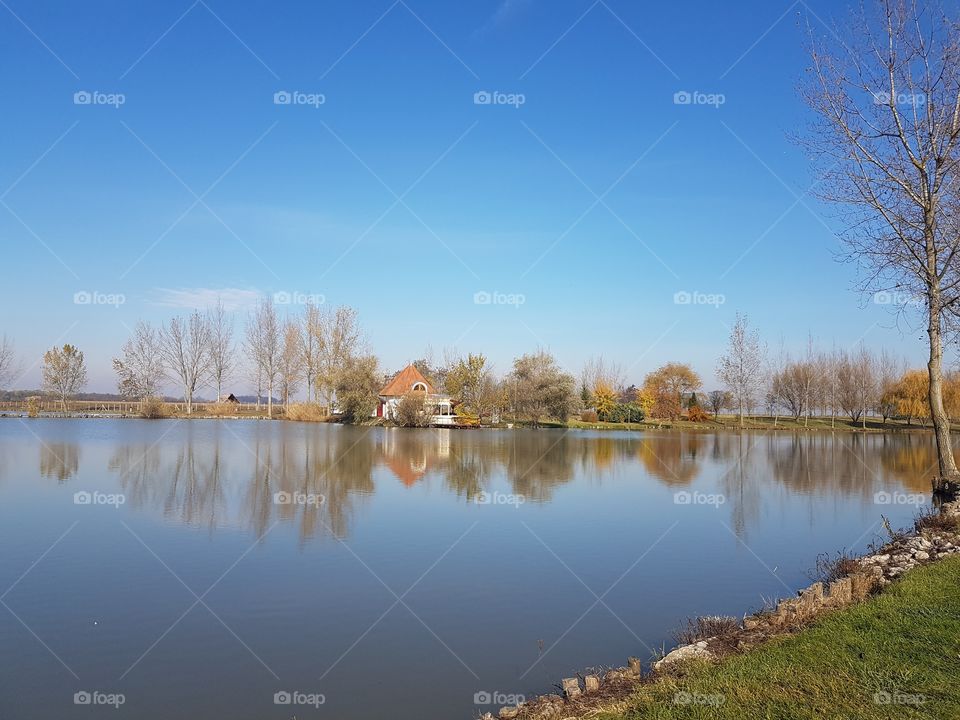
[674,615,739,645]
[139,396,169,419]
[915,506,960,533]
[394,391,431,427]
[686,406,711,422]
[580,410,599,423]
[812,550,860,584]
[284,403,329,422]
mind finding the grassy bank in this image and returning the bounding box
[596,556,960,720]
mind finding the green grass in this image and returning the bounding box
[597,557,960,719]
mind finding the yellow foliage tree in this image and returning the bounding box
[894,370,929,425]
[593,380,617,420]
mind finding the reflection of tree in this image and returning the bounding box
[634,434,702,485]
[504,432,577,502]
[39,443,79,482]
[877,433,943,493]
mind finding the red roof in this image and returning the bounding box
[379,363,435,397]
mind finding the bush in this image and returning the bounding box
[687,406,711,422]
[394,392,431,427]
[139,396,169,419]
[580,410,599,423]
[284,403,329,423]
[674,615,740,645]
[915,506,960,533]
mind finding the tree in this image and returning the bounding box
[643,362,702,420]
[207,299,234,402]
[592,380,618,421]
[772,360,816,420]
[312,306,363,410]
[279,320,303,408]
[717,314,765,427]
[707,390,732,417]
[42,344,87,410]
[0,335,20,389]
[893,369,930,425]
[445,353,497,424]
[802,0,960,487]
[159,310,211,415]
[509,350,576,425]
[300,302,323,401]
[335,354,380,423]
[245,298,281,418]
[113,320,164,400]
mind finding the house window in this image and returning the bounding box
[412,382,427,392]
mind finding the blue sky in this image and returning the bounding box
[0,0,930,393]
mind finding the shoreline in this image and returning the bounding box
[486,501,960,720]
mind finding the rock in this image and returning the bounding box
[603,669,627,682]
[561,677,581,700]
[583,675,600,693]
[915,551,930,561]
[498,706,520,719]
[871,554,890,563]
[743,616,760,631]
[653,641,713,670]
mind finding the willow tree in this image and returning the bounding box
[802,0,960,492]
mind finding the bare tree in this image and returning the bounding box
[113,321,165,400]
[159,311,211,415]
[0,335,20,389]
[716,313,765,427]
[802,0,960,488]
[312,305,363,410]
[245,298,281,417]
[581,355,626,397]
[279,319,303,408]
[300,302,322,401]
[707,390,733,416]
[42,344,87,411]
[207,299,234,402]
[853,344,879,429]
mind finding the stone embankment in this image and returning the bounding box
[479,501,960,720]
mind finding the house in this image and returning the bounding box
[376,363,455,425]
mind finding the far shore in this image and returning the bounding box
[0,400,954,434]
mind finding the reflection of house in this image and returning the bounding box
[375,363,454,425]
[379,428,451,486]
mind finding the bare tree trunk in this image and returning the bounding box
[928,287,959,481]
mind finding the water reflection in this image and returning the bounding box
[57,424,942,541]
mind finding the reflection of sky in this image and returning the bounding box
[0,420,937,720]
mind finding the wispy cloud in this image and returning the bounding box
[477,0,533,34]
[151,287,263,312]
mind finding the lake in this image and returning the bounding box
[0,419,938,719]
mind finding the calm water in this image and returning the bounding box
[0,419,939,719]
